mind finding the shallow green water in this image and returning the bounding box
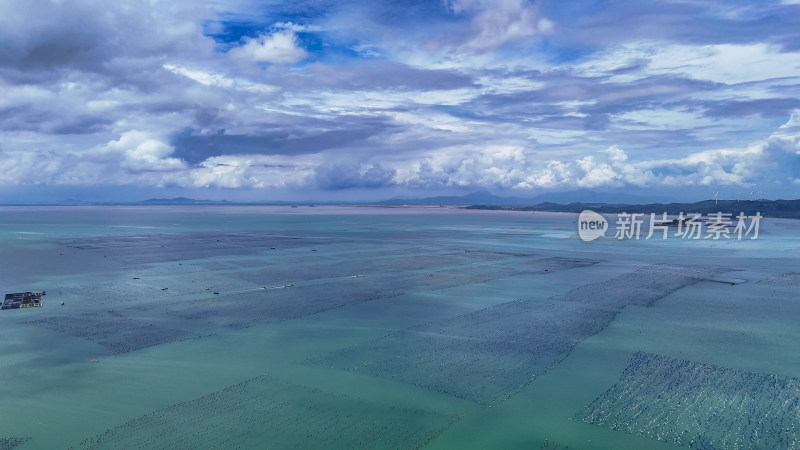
[0,206,798,449]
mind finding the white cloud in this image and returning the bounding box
[779,110,800,131]
[612,108,713,130]
[273,21,322,33]
[0,149,62,185]
[477,75,544,95]
[447,0,554,50]
[578,42,800,85]
[163,64,235,88]
[229,30,307,64]
[187,154,315,189]
[389,110,471,132]
[391,110,800,191]
[100,131,185,172]
[163,64,278,93]
[649,43,800,84]
[279,88,479,120]
[1,110,796,194]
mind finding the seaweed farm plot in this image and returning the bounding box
[195,261,235,271]
[59,232,329,265]
[314,300,616,405]
[553,264,728,310]
[150,277,408,329]
[227,258,270,268]
[148,256,603,331]
[312,263,711,406]
[78,374,461,449]
[0,438,30,450]
[396,256,600,292]
[577,352,800,449]
[229,260,375,286]
[25,311,192,355]
[52,278,230,307]
[227,250,547,287]
[522,256,600,272]
[352,253,466,272]
[758,272,800,286]
[45,257,267,308]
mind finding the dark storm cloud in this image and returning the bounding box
[0,104,113,135]
[0,1,220,137]
[598,128,707,152]
[0,0,208,80]
[542,0,800,50]
[441,102,570,125]
[172,120,397,164]
[314,162,396,189]
[699,98,800,118]
[447,74,719,131]
[469,74,717,108]
[281,61,477,91]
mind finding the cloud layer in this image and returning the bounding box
[1,0,799,201]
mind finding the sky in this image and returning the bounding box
[0,0,799,203]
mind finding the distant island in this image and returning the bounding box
[2,192,799,218]
[467,199,800,219]
[377,189,649,206]
[141,197,233,205]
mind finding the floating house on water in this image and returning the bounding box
[2,292,44,310]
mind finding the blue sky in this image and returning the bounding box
[0,0,799,202]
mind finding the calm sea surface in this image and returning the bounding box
[1,206,799,449]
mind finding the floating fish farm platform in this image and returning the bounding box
[2,292,44,310]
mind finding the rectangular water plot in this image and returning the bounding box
[0,438,30,450]
[577,352,800,449]
[59,232,327,265]
[78,374,461,449]
[312,263,712,406]
[314,300,616,405]
[553,264,727,310]
[179,256,601,331]
[230,261,372,286]
[154,277,409,330]
[228,251,484,287]
[758,272,800,286]
[384,256,599,293]
[26,311,191,355]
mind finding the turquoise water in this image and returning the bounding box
[0,206,798,449]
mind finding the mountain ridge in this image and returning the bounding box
[467,199,800,218]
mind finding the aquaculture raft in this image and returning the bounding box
[2,292,44,310]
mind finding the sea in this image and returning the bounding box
[0,205,799,449]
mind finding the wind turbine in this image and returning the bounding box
[714,190,719,205]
